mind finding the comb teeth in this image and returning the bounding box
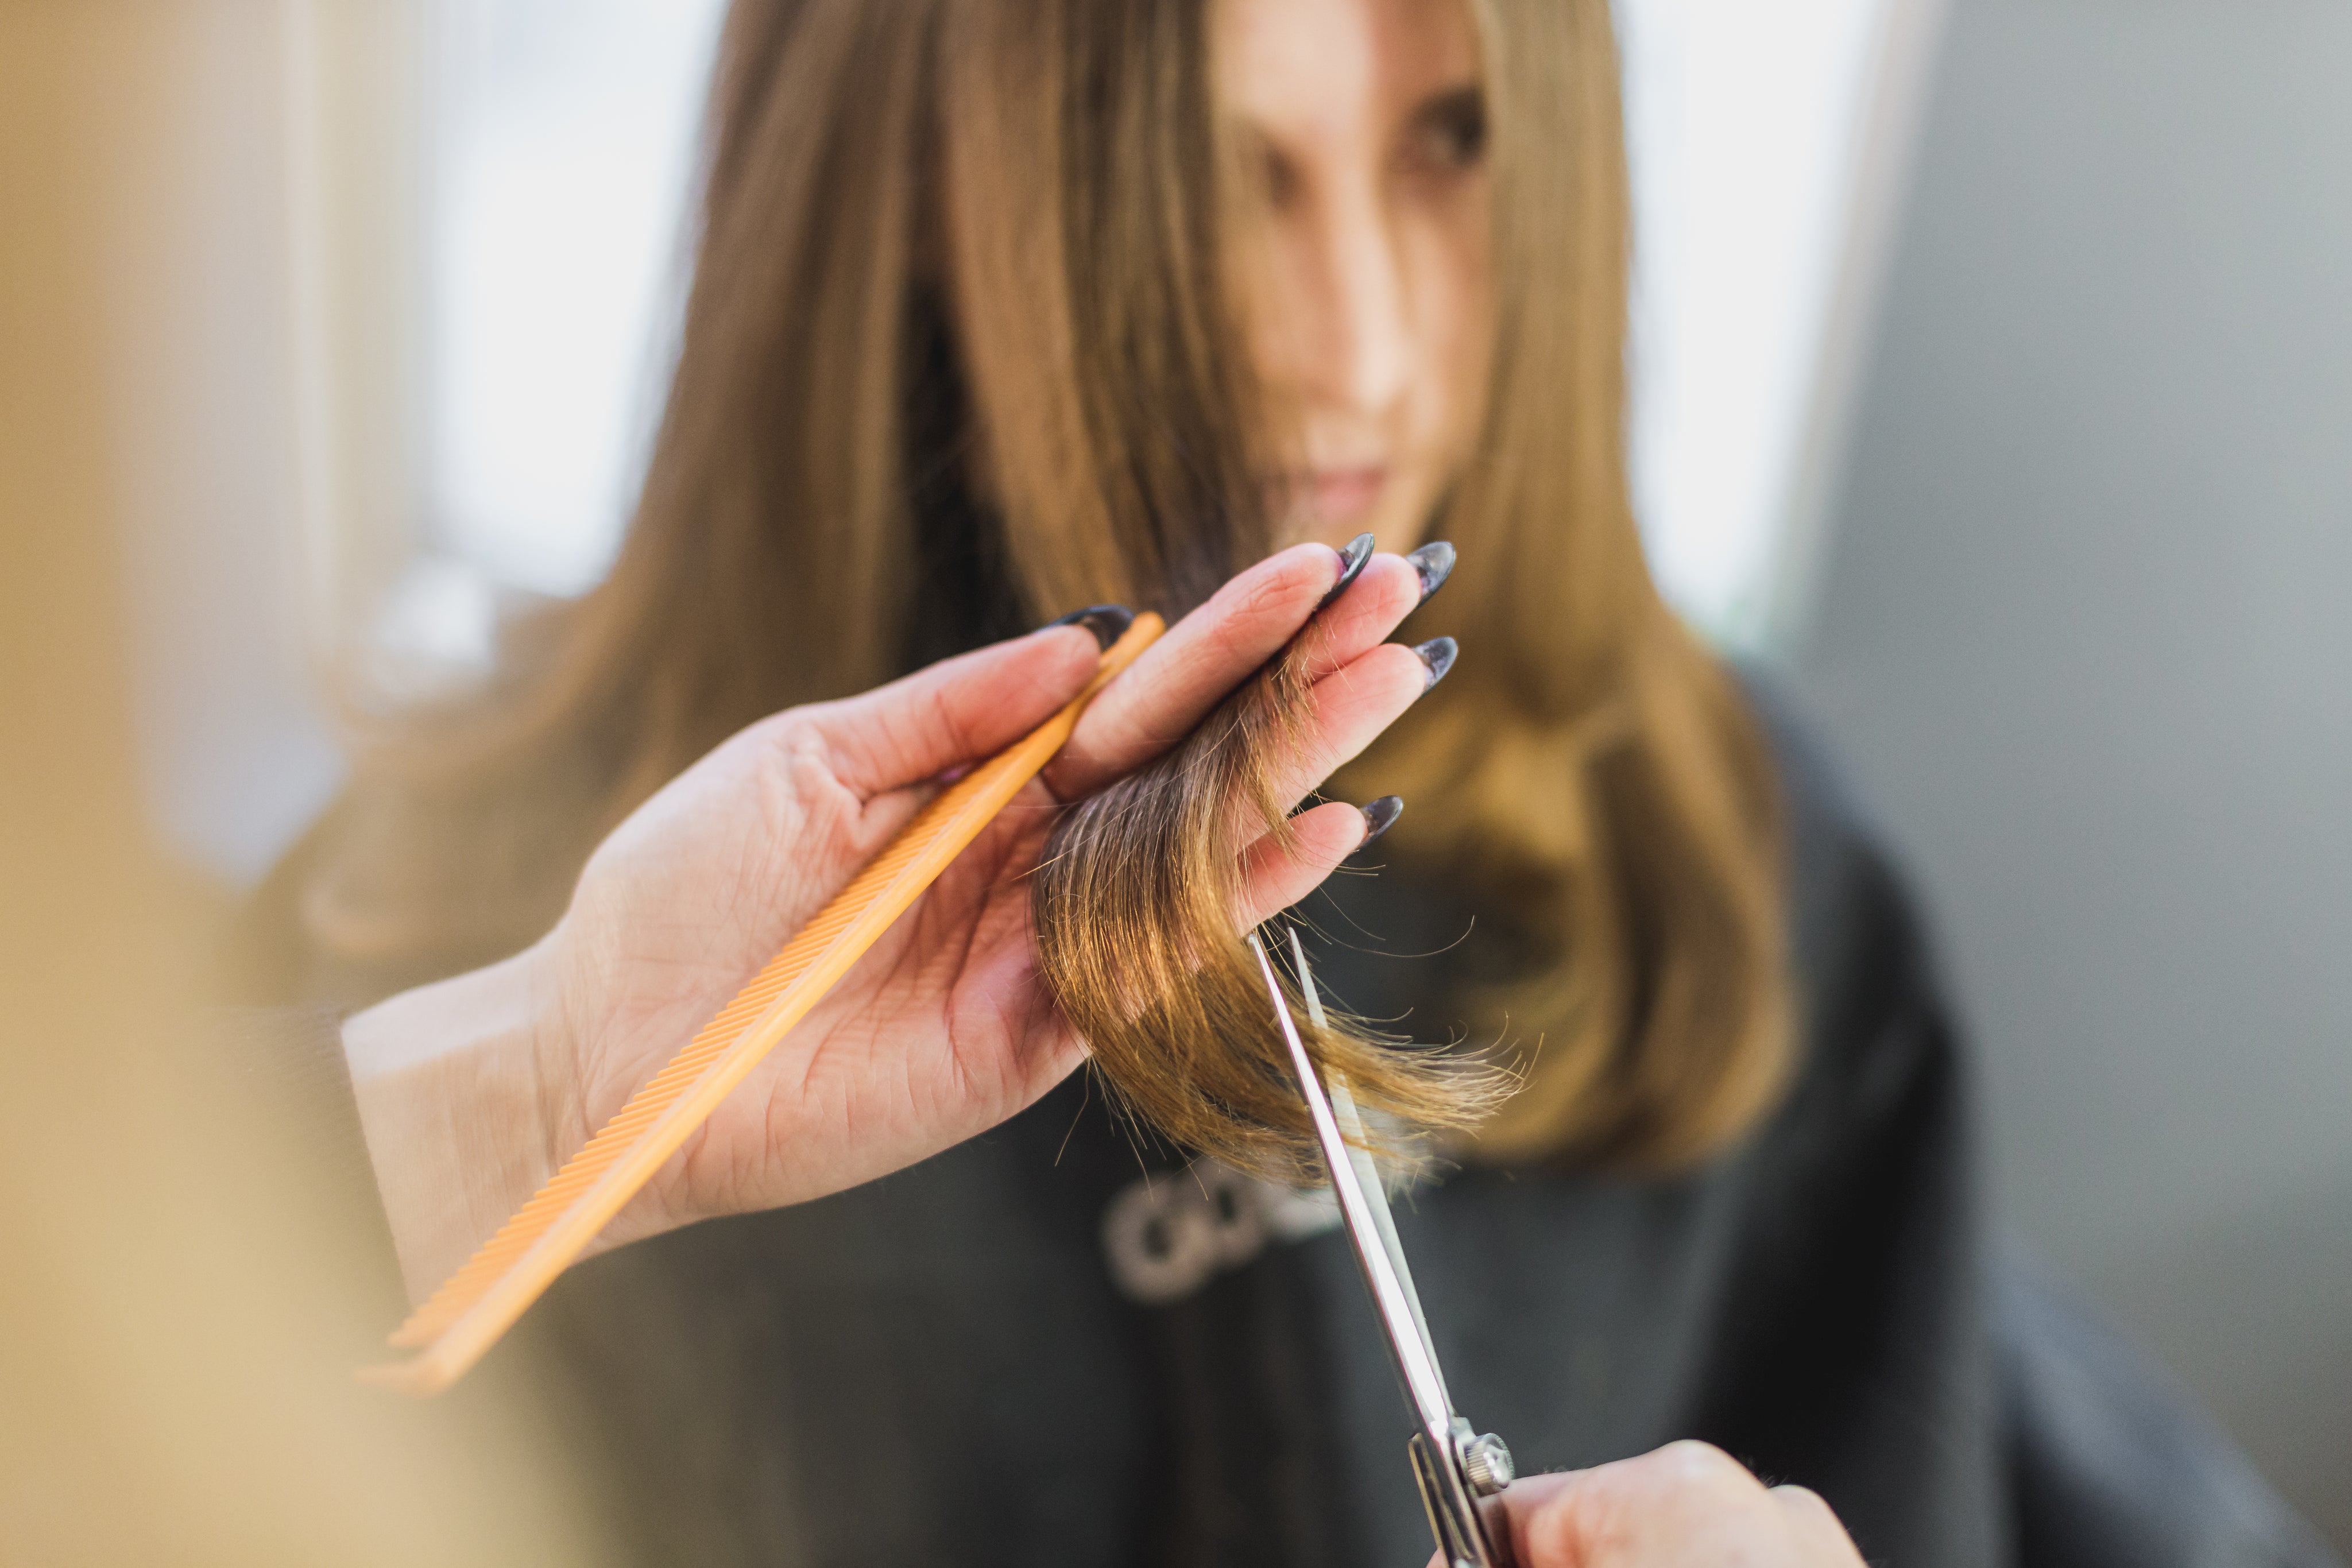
[363,614,1163,1392]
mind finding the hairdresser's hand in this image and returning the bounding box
[1443,1443,1869,1568]
[346,541,1444,1298]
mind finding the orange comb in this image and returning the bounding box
[361,614,1164,1395]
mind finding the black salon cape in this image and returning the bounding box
[274,696,2334,1568]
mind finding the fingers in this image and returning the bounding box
[1499,1443,1868,1568]
[1046,541,1334,798]
[1220,632,1425,917]
[800,624,1104,797]
[1059,545,1431,922]
[1258,640,1430,818]
[1045,541,1423,800]
[802,536,1434,808]
[1439,1458,1866,1568]
[1235,799,1371,922]
[1501,1469,1609,1568]
[1291,552,1423,683]
[1204,623,1429,870]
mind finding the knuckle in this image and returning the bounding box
[759,711,825,765]
[1521,1492,1580,1557]
[763,713,853,793]
[1219,545,1325,630]
[1523,1484,1623,1562]
[1654,1439,1750,1492]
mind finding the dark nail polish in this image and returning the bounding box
[1405,540,1455,603]
[1413,636,1457,692]
[1044,603,1135,651]
[1316,531,1376,611]
[1358,794,1405,847]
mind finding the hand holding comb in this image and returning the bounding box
[362,613,1163,1394]
[355,540,1435,1394]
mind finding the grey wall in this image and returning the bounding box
[1795,0,2352,1546]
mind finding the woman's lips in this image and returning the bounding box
[1291,466,1387,526]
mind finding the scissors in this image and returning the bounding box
[1247,928,1519,1568]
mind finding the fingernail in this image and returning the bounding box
[1043,604,1135,651]
[1316,531,1376,611]
[1359,795,1404,846]
[1405,540,1455,603]
[1413,636,1457,692]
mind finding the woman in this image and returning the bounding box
[248,1,2324,1565]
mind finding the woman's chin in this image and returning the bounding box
[1288,494,1438,553]
[1274,488,1399,547]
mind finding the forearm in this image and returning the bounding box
[341,946,576,1303]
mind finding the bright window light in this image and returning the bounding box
[1618,0,1941,648]
[422,0,726,599]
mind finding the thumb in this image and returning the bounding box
[1425,1471,1591,1568]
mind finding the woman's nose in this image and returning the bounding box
[1295,184,1412,417]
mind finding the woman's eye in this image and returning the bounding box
[1405,88,1488,175]
[1237,133,1302,212]
[1263,148,1302,210]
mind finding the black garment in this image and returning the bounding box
[277,701,2336,1568]
[1999,1260,2340,1568]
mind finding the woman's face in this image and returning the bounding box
[1214,0,1495,551]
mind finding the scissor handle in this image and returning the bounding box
[1411,1421,1518,1568]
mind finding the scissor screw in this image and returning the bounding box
[1461,1433,1515,1496]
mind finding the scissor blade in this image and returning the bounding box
[1248,931,1454,1438]
[1286,928,1451,1414]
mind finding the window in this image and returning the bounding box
[1618,0,1946,648]
[420,0,727,601]
[288,0,726,696]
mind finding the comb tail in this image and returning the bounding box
[362,615,1162,1394]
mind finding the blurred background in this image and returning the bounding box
[1795,0,2352,1543]
[3,0,2343,1553]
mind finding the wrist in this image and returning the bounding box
[341,942,577,1303]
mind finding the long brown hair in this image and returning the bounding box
[292,0,1790,1171]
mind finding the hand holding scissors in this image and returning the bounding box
[1252,931,1867,1568]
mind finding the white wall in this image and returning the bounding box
[1795,0,2352,1544]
